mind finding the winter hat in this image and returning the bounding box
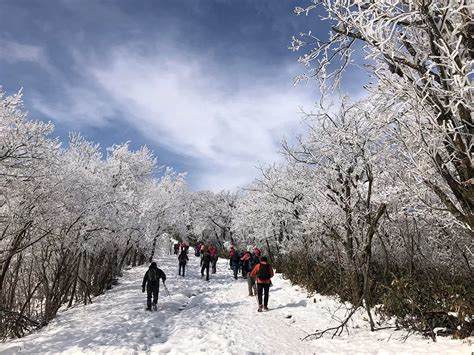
[150,262,157,269]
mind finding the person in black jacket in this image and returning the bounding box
[201,249,211,281]
[178,249,189,277]
[142,262,166,311]
[230,250,241,280]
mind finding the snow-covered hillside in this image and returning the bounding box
[0,255,471,355]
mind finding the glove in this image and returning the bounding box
[142,287,145,293]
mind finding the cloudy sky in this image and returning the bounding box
[0,0,365,190]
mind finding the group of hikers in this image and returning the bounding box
[229,245,274,312]
[143,241,274,312]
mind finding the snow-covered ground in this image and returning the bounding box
[0,255,471,355]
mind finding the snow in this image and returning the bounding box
[0,255,471,355]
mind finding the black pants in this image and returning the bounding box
[211,257,218,274]
[201,263,210,281]
[231,263,238,279]
[147,285,159,309]
[179,262,186,276]
[257,283,270,308]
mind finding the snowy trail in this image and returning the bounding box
[0,255,471,355]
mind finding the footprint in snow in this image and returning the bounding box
[178,301,189,311]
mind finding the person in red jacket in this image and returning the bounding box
[250,256,274,312]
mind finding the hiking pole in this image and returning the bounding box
[163,281,171,297]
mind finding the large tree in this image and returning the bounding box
[292,0,473,231]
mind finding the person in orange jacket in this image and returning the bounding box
[250,256,274,312]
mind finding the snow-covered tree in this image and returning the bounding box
[291,0,473,231]
[0,90,190,338]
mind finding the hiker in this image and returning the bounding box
[247,250,260,296]
[230,248,241,280]
[229,245,235,269]
[209,245,218,274]
[142,262,167,311]
[195,243,201,257]
[240,251,251,279]
[178,249,189,277]
[250,256,274,312]
[201,249,212,281]
[200,244,207,267]
[173,243,179,255]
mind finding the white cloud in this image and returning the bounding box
[32,87,116,128]
[82,47,314,190]
[32,44,315,190]
[0,39,50,68]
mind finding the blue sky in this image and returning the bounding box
[0,0,366,190]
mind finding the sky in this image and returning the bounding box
[0,0,367,191]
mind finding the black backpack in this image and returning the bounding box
[202,252,211,264]
[257,263,271,279]
[148,268,159,282]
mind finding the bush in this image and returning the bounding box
[380,273,473,339]
[275,249,473,339]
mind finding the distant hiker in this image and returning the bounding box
[250,256,274,312]
[201,249,212,281]
[174,243,179,255]
[200,244,207,267]
[247,250,260,296]
[230,249,241,280]
[229,246,236,269]
[195,243,201,257]
[178,249,189,277]
[240,251,251,279]
[142,262,167,311]
[209,245,218,274]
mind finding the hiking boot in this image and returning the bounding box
[249,293,254,297]
[258,305,263,312]
[263,306,269,311]
[152,304,157,311]
[146,308,152,311]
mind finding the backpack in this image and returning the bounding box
[148,268,159,282]
[257,263,271,279]
[250,254,259,268]
[202,252,211,264]
[243,259,252,272]
[231,252,240,262]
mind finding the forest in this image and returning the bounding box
[1,0,472,342]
